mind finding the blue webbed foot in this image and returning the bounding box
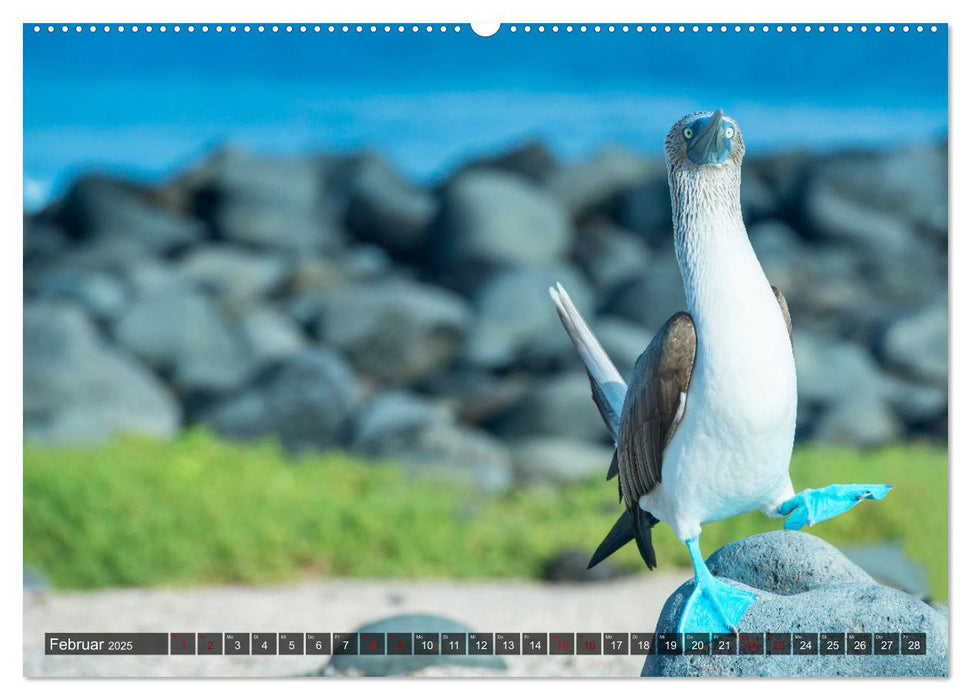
[779,483,893,530]
[678,574,757,635]
[677,537,757,635]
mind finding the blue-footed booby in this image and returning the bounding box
[549,109,892,634]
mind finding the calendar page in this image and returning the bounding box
[22,19,948,679]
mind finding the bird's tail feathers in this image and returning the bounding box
[587,508,658,570]
[548,281,627,441]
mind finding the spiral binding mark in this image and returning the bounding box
[31,24,941,36]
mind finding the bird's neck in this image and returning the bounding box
[669,167,773,330]
[668,163,797,426]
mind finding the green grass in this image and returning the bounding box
[24,431,947,599]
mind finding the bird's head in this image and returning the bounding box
[664,109,744,172]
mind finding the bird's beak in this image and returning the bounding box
[687,108,732,166]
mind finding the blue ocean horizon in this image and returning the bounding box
[23,24,948,209]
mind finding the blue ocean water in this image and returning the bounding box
[23,24,948,209]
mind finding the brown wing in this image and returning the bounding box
[772,286,792,341]
[615,312,697,510]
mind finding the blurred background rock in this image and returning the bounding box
[24,138,947,492]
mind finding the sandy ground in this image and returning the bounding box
[24,571,690,678]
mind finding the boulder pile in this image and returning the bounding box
[24,141,947,489]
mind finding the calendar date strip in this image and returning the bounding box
[45,631,928,656]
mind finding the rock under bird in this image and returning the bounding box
[549,109,892,634]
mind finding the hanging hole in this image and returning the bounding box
[471,23,500,37]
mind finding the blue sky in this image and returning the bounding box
[23,24,948,208]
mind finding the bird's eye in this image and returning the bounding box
[725,126,735,139]
[683,127,694,139]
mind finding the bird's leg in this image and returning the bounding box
[677,537,756,635]
[778,483,893,530]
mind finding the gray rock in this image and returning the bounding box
[199,349,359,453]
[340,244,394,279]
[49,241,166,282]
[24,219,69,269]
[793,331,896,406]
[201,150,342,253]
[123,260,189,296]
[178,245,289,307]
[887,380,947,433]
[112,284,251,395]
[24,302,180,443]
[464,264,593,370]
[344,154,437,255]
[544,148,660,217]
[415,369,531,426]
[876,297,947,386]
[618,173,672,247]
[56,175,205,253]
[593,316,654,382]
[33,268,129,322]
[781,246,876,334]
[312,280,470,385]
[644,583,947,676]
[881,265,947,318]
[812,392,903,446]
[802,146,946,247]
[511,437,613,485]
[349,391,451,452]
[758,227,908,339]
[745,151,812,214]
[214,200,342,253]
[352,398,513,493]
[236,306,307,364]
[285,263,346,321]
[740,168,779,221]
[394,422,513,494]
[706,531,875,595]
[748,220,809,293]
[843,542,930,598]
[793,331,906,444]
[643,532,947,677]
[604,259,687,333]
[324,614,505,676]
[431,170,572,277]
[574,222,652,292]
[457,140,558,183]
[200,148,326,211]
[490,372,608,444]
[803,180,916,255]
[24,566,49,591]
[883,145,947,241]
[793,317,950,442]
[285,247,395,319]
[543,549,628,583]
